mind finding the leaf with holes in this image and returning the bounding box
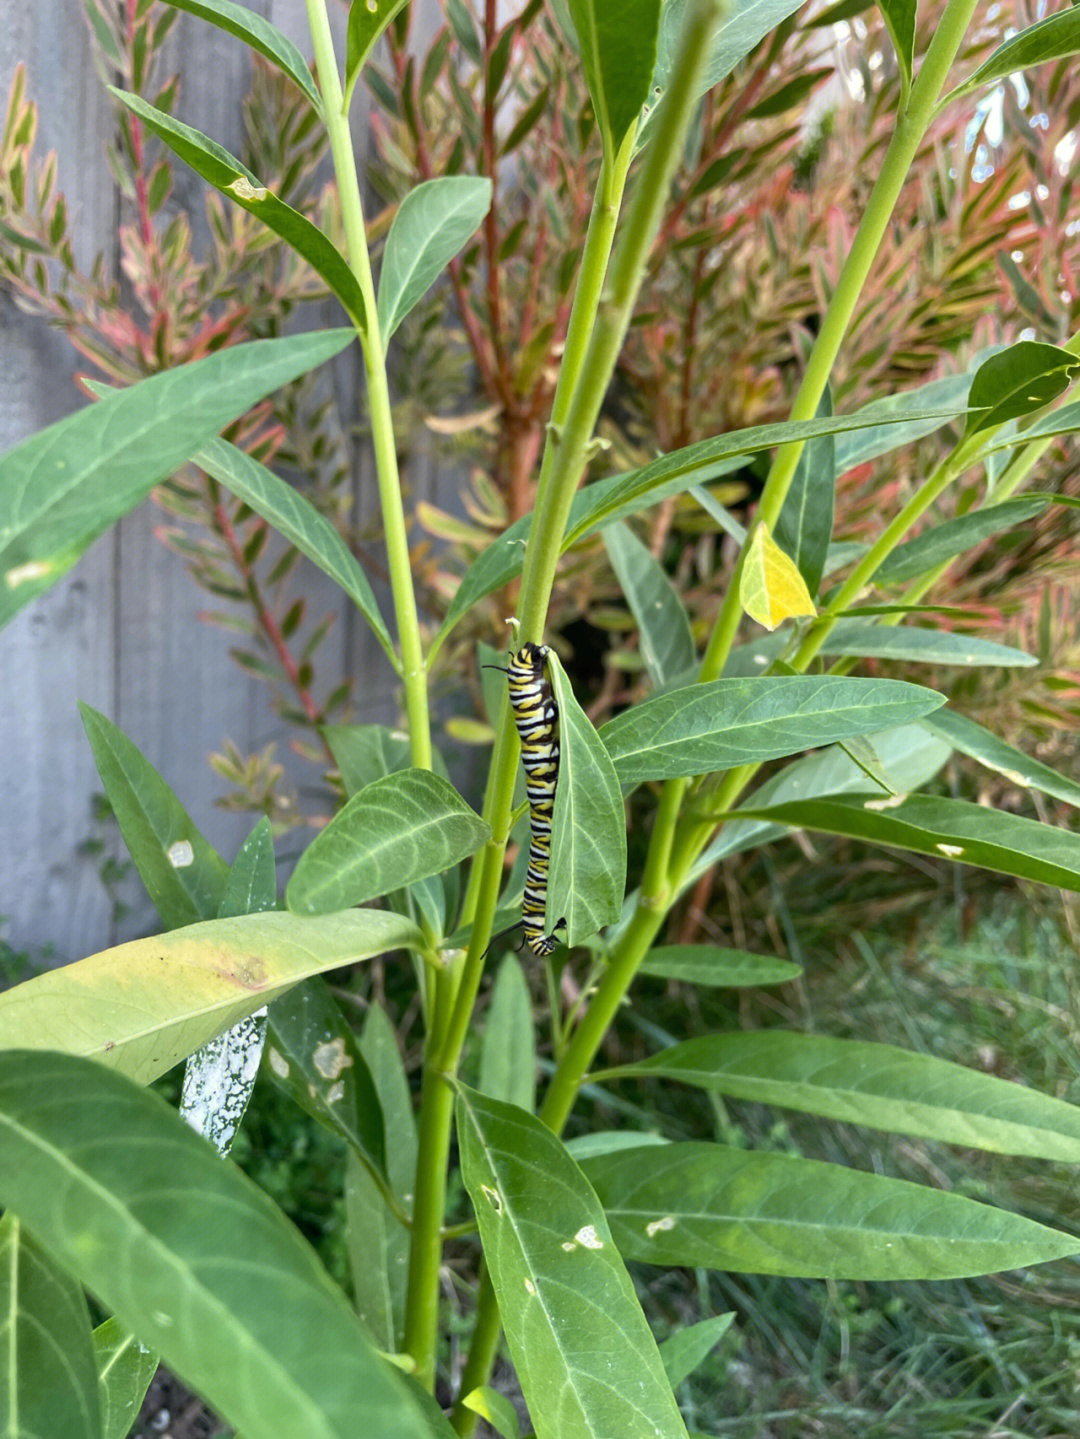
[456,1086,689,1439]
[581,1142,1080,1278]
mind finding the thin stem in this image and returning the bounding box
[699,0,982,687]
[304,0,432,771]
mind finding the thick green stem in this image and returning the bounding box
[305,0,431,771]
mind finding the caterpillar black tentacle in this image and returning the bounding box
[506,642,567,958]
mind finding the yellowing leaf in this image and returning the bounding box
[740,524,817,631]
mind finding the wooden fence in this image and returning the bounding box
[0,1,446,959]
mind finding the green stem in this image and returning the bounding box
[305,0,431,772]
[699,0,981,687]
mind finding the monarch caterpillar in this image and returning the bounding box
[503,642,567,957]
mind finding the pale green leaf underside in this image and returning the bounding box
[582,1142,1080,1279]
[638,946,802,988]
[377,176,493,338]
[93,1317,158,1439]
[600,1032,1080,1160]
[456,1086,689,1439]
[0,1215,102,1439]
[286,769,490,914]
[922,708,1080,809]
[0,909,420,1085]
[0,1051,441,1439]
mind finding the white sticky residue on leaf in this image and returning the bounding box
[863,793,907,811]
[326,1080,346,1104]
[561,1240,577,1252]
[166,840,194,868]
[936,843,964,858]
[480,1184,503,1215]
[313,1035,353,1079]
[180,1007,268,1157]
[524,1278,536,1295]
[229,177,268,202]
[5,559,54,588]
[646,1215,676,1238]
[574,1225,603,1250]
[268,1048,289,1079]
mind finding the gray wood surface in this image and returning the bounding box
[0,2,429,960]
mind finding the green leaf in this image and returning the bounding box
[286,769,490,915]
[876,0,916,91]
[434,403,963,654]
[922,708,1080,809]
[0,1051,444,1439]
[598,676,945,785]
[455,1086,690,1439]
[344,0,411,112]
[599,1032,1080,1160]
[324,723,414,796]
[111,90,367,328]
[219,818,277,918]
[0,1214,102,1439]
[682,721,952,885]
[730,792,1080,893]
[833,364,981,473]
[93,1318,158,1439]
[377,177,493,339]
[581,1141,1080,1279]
[950,6,1080,100]
[640,0,809,149]
[964,341,1080,436]
[774,386,834,596]
[0,328,353,629]
[547,652,626,947]
[79,703,229,929]
[659,1314,734,1390]
[818,619,1036,668]
[565,0,662,150]
[267,978,386,1176]
[874,496,1049,584]
[197,438,394,662]
[638,946,801,988]
[161,0,320,106]
[0,909,420,1086]
[461,1385,523,1439]
[739,525,817,630]
[602,521,696,686]
[479,955,536,1112]
[344,1004,415,1351]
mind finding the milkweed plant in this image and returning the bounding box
[3,1,1080,1435]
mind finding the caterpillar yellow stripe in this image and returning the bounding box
[506,643,567,957]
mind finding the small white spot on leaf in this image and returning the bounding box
[268,1048,289,1079]
[229,176,267,202]
[326,1079,346,1104]
[936,843,964,857]
[574,1225,603,1250]
[646,1215,676,1238]
[5,559,54,589]
[313,1036,352,1079]
[480,1184,503,1215]
[863,793,907,811]
[167,840,194,868]
[150,1310,173,1327]
[524,1278,536,1295]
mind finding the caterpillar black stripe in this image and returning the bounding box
[507,643,567,957]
